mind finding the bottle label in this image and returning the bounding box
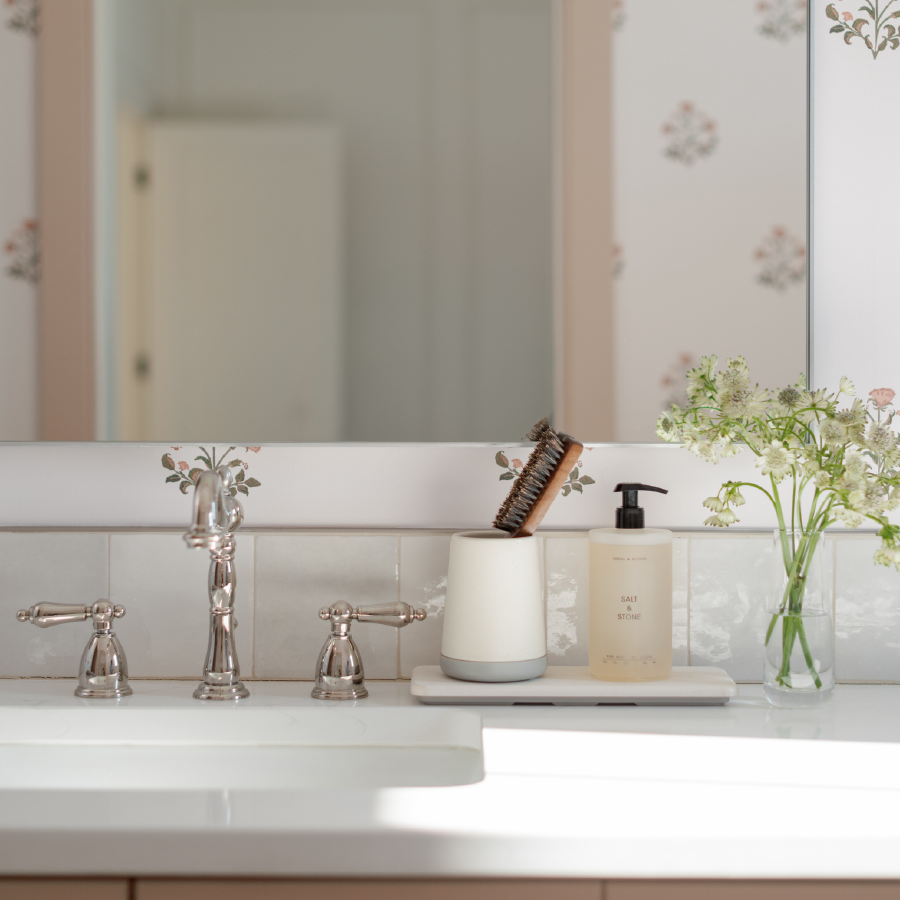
[589,542,673,676]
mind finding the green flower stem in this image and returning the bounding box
[768,528,823,690]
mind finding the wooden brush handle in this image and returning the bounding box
[510,437,584,537]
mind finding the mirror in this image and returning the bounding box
[2,0,808,443]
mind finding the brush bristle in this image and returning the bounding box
[493,420,567,534]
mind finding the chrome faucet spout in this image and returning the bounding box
[183,464,248,701]
[183,466,243,550]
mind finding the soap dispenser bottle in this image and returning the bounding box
[589,483,672,682]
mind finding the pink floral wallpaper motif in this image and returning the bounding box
[162,446,262,496]
[758,0,808,41]
[754,226,806,290]
[612,243,624,280]
[4,219,39,284]
[494,451,594,498]
[661,353,698,410]
[826,0,900,57]
[4,0,38,36]
[662,103,718,165]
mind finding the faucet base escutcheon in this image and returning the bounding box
[193,682,250,701]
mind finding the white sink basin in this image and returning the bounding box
[0,705,484,791]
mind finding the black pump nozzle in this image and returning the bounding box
[613,483,668,529]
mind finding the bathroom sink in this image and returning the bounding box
[0,705,484,791]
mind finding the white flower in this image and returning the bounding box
[717,435,740,458]
[771,384,813,418]
[814,470,831,488]
[844,451,868,478]
[704,509,738,528]
[702,496,725,512]
[819,417,846,446]
[806,389,833,413]
[839,376,856,396]
[681,428,719,463]
[715,357,751,394]
[833,506,864,529]
[755,440,797,483]
[686,356,718,401]
[834,399,867,435]
[728,486,746,506]
[873,544,900,570]
[720,386,770,420]
[802,459,821,477]
[865,422,899,456]
[689,440,719,463]
[848,480,888,515]
[656,409,680,443]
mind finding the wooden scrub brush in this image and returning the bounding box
[493,418,584,537]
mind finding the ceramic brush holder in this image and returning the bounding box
[440,530,547,683]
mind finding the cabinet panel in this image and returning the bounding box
[608,881,900,900]
[0,880,128,900]
[135,879,601,900]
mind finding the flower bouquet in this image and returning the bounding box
[657,356,900,706]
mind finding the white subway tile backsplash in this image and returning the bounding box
[5,528,900,683]
[835,537,900,682]
[544,534,589,666]
[254,534,399,680]
[0,532,109,677]
[689,536,771,682]
[109,533,255,679]
[672,537,689,667]
[398,535,452,676]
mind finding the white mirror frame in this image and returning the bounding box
[19,2,825,532]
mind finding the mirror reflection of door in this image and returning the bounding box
[118,119,343,441]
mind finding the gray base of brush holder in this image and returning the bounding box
[440,654,547,683]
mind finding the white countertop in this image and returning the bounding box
[1,678,899,880]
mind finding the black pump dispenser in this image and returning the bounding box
[614,483,668,529]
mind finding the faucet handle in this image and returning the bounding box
[17,601,126,630]
[312,602,426,701]
[16,601,131,699]
[317,601,426,630]
[355,602,426,627]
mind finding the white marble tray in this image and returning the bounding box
[410,665,738,706]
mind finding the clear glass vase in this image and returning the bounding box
[764,529,834,708]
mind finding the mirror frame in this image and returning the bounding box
[19,0,816,531]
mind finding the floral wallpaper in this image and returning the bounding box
[661,102,718,165]
[0,0,38,439]
[755,226,806,291]
[613,0,808,440]
[5,0,38,36]
[759,0,808,41]
[826,0,900,58]
[161,446,263,496]
[4,218,39,284]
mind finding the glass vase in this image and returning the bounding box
[764,529,834,709]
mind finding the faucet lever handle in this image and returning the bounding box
[17,601,126,631]
[355,601,426,628]
[17,603,91,628]
[317,601,426,630]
